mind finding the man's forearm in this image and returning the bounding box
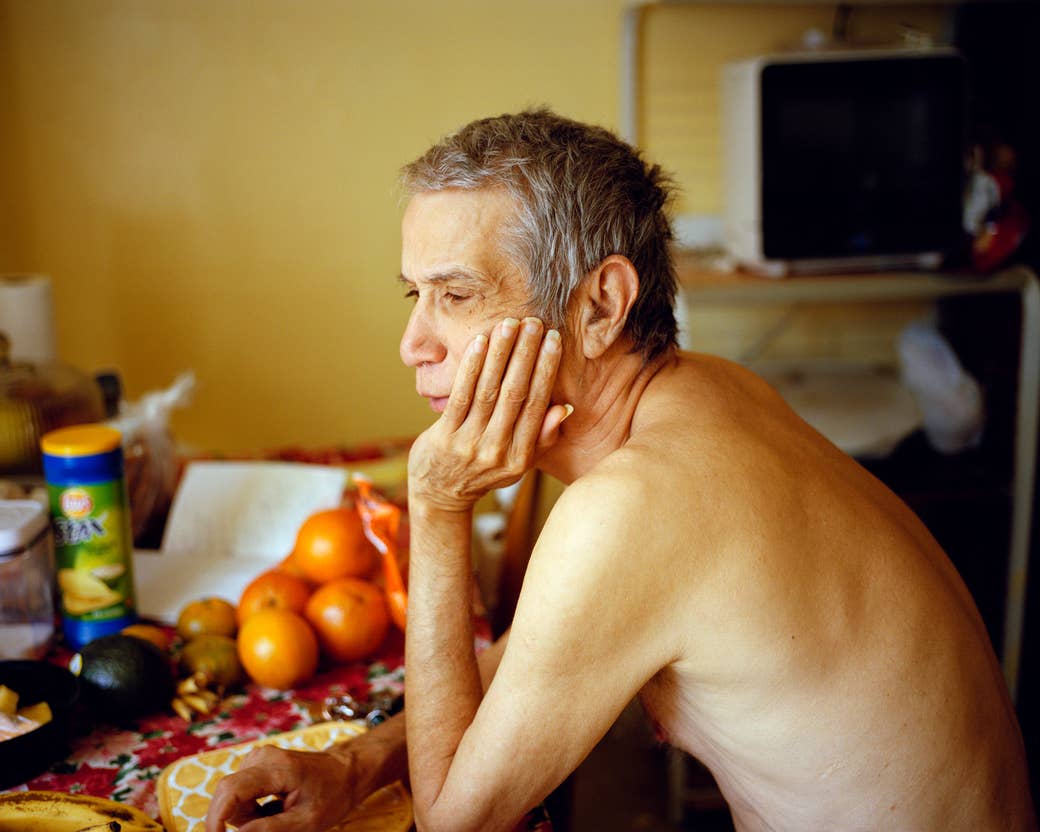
[478,629,509,690]
[404,501,484,820]
[329,631,507,799]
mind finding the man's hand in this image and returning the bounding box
[408,316,569,514]
[204,716,406,832]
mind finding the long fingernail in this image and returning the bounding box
[501,318,519,336]
[523,317,542,335]
[471,334,488,353]
[544,329,561,352]
[560,403,574,422]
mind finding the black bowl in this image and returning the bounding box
[0,660,79,789]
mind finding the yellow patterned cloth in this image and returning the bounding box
[156,720,413,832]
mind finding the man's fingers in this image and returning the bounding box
[512,329,563,453]
[206,776,271,831]
[235,809,303,832]
[205,749,287,832]
[466,317,520,429]
[485,317,544,437]
[440,332,488,431]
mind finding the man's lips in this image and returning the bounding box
[420,394,449,413]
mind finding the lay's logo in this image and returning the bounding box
[60,488,94,519]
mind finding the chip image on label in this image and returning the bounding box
[58,568,124,614]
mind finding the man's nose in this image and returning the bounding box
[399,304,446,368]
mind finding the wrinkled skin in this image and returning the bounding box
[206,741,372,832]
[406,315,566,513]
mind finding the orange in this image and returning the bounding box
[291,507,375,584]
[237,569,313,626]
[304,577,390,663]
[121,623,172,653]
[237,608,318,690]
[176,597,238,642]
[276,551,311,581]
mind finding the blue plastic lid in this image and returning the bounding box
[42,445,124,486]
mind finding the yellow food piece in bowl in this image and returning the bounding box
[0,685,52,742]
[0,685,18,716]
[17,701,52,725]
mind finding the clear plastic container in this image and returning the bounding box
[0,500,55,659]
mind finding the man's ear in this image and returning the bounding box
[577,255,639,359]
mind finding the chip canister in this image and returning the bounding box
[41,424,137,649]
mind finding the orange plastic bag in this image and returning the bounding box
[354,475,407,632]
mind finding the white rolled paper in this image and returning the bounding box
[0,274,57,364]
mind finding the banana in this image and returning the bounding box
[0,791,163,831]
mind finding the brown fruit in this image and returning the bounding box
[179,634,244,689]
[176,597,237,641]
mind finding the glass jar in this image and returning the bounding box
[0,499,55,659]
[0,332,106,478]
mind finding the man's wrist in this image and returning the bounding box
[328,715,409,794]
[406,496,475,523]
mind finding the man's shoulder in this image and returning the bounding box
[554,451,661,523]
[541,448,713,572]
[523,448,721,672]
[563,426,731,513]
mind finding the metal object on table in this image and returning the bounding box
[320,691,403,729]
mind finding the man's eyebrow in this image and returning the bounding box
[397,268,496,290]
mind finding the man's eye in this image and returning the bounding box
[444,293,472,304]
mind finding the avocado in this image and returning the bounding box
[71,634,174,721]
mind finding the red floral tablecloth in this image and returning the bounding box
[13,630,413,817]
[2,620,551,831]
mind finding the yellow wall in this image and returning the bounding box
[0,0,950,452]
[0,0,627,452]
[0,3,23,266]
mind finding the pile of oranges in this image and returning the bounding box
[233,505,399,690]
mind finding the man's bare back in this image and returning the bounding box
[622,352,1034,830]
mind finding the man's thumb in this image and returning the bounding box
[537,403,574,451]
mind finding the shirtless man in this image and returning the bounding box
[207,109,1035,832]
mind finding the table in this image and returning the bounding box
[9,630,412,818]
[676,259,1039,702]
[2,618,551,831]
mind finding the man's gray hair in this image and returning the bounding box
[400,109,678,362]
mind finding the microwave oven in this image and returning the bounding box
[721,48,966,276]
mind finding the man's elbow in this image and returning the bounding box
[414,799,520,832]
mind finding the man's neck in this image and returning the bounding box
[538,345,674,484]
